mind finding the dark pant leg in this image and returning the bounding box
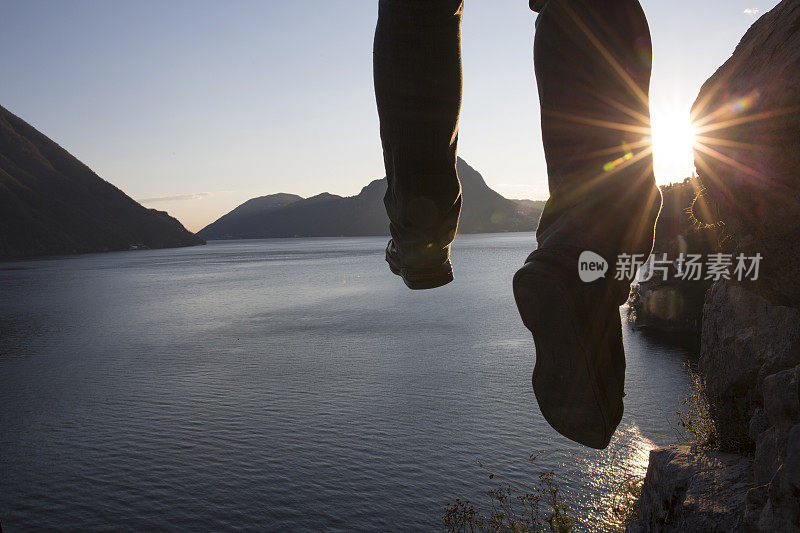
[533,0,662,298]
[373,0,464,267]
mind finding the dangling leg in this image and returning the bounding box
[373,0,464,290]
[533,0,661,286]
[514,0,661,449]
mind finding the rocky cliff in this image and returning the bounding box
[631,1,800,530]
[0,105,203,260]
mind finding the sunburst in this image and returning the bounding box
[651,110,697,185]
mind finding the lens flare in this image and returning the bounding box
[603,142,634,172]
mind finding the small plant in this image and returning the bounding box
[676,363,718,448]
[442,455,574,533]
[609,474,645,529]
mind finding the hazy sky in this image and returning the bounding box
[0,1,779,232]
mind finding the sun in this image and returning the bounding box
[650,110,697,185]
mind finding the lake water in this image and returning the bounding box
[0,233,694,531]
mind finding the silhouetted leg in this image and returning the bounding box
[533,0,662,302]
[512,0,662,449]
[374,0,464,269]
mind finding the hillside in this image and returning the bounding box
[0,105,203,260]
[198,158,544,240]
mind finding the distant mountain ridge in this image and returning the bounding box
[0,105,203,260]
[198,159,544,240]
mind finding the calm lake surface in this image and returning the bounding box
[0,233,694,531]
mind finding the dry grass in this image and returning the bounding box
[676,363,718,448]
[442,455,574,533]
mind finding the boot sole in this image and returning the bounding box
[513,260,621,449]
[387,260,454,290]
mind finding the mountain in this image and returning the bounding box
[197,158,545,240]
[0,105,203,260]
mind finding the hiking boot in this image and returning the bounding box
[512,250,626,449]
[385,239,454,290]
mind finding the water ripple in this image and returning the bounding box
[0,235,693,531]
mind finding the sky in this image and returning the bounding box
[0,0,781,232]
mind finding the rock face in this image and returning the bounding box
[196,158,545,240]
[0,105,204,259]
[690,0,800,307]
[699,282,800,529]
[628,446,754,532]
[700,282,800,450]
[634,1,800,530]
